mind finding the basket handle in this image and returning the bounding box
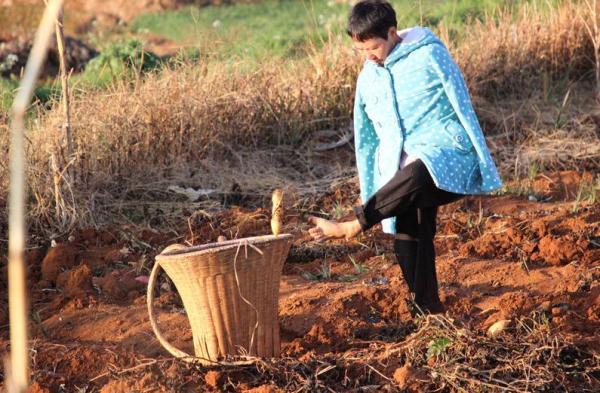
[147,253,195,362]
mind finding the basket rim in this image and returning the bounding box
[156,234,293,261]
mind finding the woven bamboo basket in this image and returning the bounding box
[147,234,293,364]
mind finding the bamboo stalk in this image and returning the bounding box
[54,6,74,178]
[50,153,63,222]
[7,1,64,392]
[271,189,283,236]
[581,1,600,98]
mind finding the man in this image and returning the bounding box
[308,0,502,314]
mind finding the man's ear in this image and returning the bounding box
[388,26,397,39]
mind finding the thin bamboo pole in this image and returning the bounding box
[54,7,73,177]
[50,153,63,221]
[590,0,600,98]
[7,1,64,392]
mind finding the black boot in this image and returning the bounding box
[412,207,444,314]
[394,237,418,294]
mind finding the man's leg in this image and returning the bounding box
[309,160,461,241]
[353,160,461,231]
[393,208,419,293]
[394,205,442,313]
[413,206,443,312]
[358,160,461,314]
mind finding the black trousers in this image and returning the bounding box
[353,159,464,309]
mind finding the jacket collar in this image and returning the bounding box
[381,26,439,67]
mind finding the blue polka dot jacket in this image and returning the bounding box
[354,27,503,234]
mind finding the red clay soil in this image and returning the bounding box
[0,170,598,392]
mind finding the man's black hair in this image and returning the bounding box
[347,0,397,41]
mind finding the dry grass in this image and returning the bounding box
[274,313,597,391]
[18,37,358,233]
[479,84,600,180]
[388,313,599,391]
[0,0,599,236]
[455,0,596,99]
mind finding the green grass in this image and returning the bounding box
[0,77,18,111]
[131,0,514,62]
[405,0,519,27]
[78,39,163,84]
[329,202,347,220]
[427,336,452,359]
[0,39,165,113]
[349,255,369,274]
[131,0,349,62]
[297,261,332,281]
[572,177,599,213]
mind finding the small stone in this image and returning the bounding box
[134,275,149,284]
[487,319,511,337]
[551,303,569,316]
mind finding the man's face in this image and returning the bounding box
[352,27,398,65]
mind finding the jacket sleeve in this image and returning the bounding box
[428,43,503,192]
[353,83,379,203]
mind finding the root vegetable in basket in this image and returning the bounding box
[271,189,283,236]
[161,244,186,254]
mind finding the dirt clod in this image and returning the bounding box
[205,370,225,389]
[393,364,426,392]
[41,244,78,284]
[538,236,579,265]
[56,264,93,298]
